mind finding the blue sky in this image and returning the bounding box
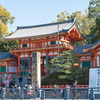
[0,0,90,33]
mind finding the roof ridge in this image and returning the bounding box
[17,19,75,30]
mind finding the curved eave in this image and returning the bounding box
[62,21,84,40]
[0,57,16,62]
[84,42,100,53]
[75,22,85,40]
[4,31,66,41]
[76,53,93,57]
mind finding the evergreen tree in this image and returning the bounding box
[49,50,79,74]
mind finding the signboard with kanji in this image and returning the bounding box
[89,68,100,94]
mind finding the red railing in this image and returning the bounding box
[10,44,74,52]
[41,85,89,88]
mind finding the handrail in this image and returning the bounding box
[41,85,89,88]
[10,44,74,52]
[0,87,99,99]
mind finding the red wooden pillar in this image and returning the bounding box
[29,39,31,49]
[95,55,97,67]
[19,40,21,49]
[17,56,20,76]
[29,56,31,72]
[7,61,9,77]
[92,56,93,67]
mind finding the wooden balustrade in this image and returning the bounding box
[10,44,73,52]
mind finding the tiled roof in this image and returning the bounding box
[74,44,93,54]
[0,52,16,61]
[4,19,84,40]
[74,39,100,54]
[84,39,100,51]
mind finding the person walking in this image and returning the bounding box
[53,84,58,97]
[35,81,40,98]
[72,80,78,100]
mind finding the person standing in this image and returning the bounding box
[53,84,58,97]
[19,75,23,88]
[5,77,10,94]
[35,81,40,98]
[72,80,78,100]
[66,84,70,99]
[62,84,66,98]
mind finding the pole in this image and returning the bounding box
[86,35,94,68]
[90,37,92,68]
[57,24,59,56]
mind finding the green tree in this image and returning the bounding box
[0,31,18,52]
[57,10,95,44]
[88,0,100,43]
[90,15,100,43]
[49,50,79,74]
[0,40,18,52]
[49,50,89,81]
[0,5,15,40]
[59,66,88,81]
[88,0,100,18]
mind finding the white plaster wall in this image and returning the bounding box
[96,48,100,50]
[21,44,22,48]
[48,53,53,55]
[54,52,58,54]
[48,41,50,45]
[25,55,28,57]
[34,43,35,49]
[97,52,100,54]
[97,56,99,67]
[42,42,44,47]
[45,42,47,46]
[87,56,90,58]
[20,55,24,57]
[81,56,85,58]
[27,43,29,47]
[56,40,58,44]
[9,66,17,72]
[80,62,82,68]
[93,60,95,67]
[42,53,46,56]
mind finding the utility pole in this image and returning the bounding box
[86,35,95,67]
[57,24,59,56]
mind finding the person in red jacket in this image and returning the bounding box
[0,81,5,88]
[62,84,66,98]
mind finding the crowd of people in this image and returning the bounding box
[0,74,40,98]
[0,74,79,99]
[53,80,79,100]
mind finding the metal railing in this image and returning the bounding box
[0,87,99,99]
[41,85,89,88]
